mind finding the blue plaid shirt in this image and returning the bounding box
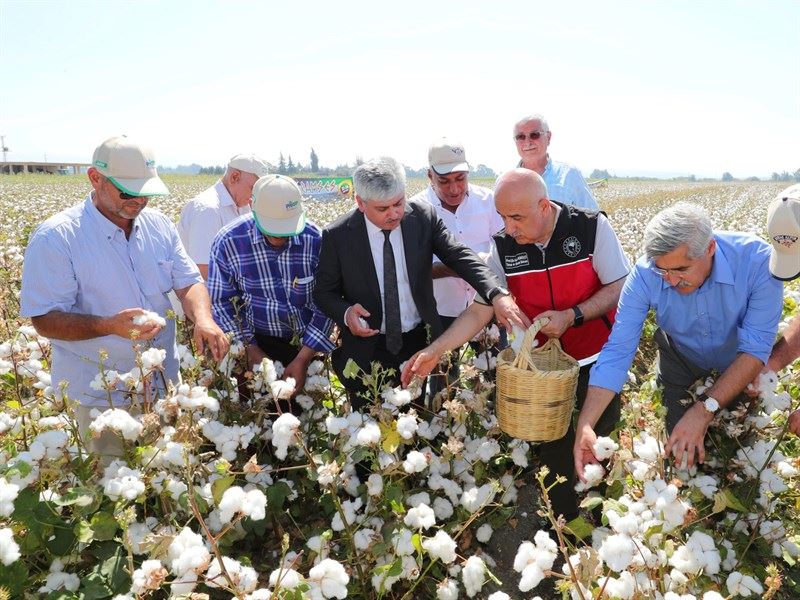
[208,217,335,353]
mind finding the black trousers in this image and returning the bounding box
[332,324,429,411]
[536,362,621,521]
[254,333,300,366]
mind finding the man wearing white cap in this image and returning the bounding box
[409,138,504,391]
[20,135,229,452]
[750,184,800,434]
[178,154,270,279]
[513,114,599,211]
[208,174,335,396]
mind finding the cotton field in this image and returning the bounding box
[0,174,797,599]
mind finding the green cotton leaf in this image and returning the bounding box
[0,560,29,597]
[580,495,604,510]
[714,488,748,513]
[49,522,78,556]
[55,486,96,507]
[565,515,593,541]
[100,545,131,593]
[80,572,113,600]
[90,511,118,541]
[342,358,361,380]
[211,475,236,505]
[386,556,404,577]
[75,520,94,544]
[266,481,292,513]
[411,532,423,555]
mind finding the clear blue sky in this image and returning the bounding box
[1,0,798,178]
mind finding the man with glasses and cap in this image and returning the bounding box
[208,174,335,396]
[514,114,599,211]
[178,154,270,279]
[409,138,504,393]
[573,202,784,482]
[748,184,800,434]
[20,135,229,455]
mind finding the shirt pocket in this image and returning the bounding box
[140,259,174,296]
[289,275,315,307]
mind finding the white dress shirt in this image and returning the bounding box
[411,184,504,317]
[363,217,421,333]
[178,180,251,266]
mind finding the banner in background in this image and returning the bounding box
[295,177,354,201]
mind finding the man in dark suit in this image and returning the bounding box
[314,156,528,405]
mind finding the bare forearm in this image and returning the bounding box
[429,303,494,356]
[31,312,110,341]
[579,278,625,321]
[768,316,800,373]
[178,283,214,325]
[709,353,764,406]
[197,264,209,280]
[432,262,458,279]
[576,386,617,429]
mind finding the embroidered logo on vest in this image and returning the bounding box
[504,252,530,269]
[562,236,582,257]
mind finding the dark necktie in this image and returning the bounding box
[382,230,403,355]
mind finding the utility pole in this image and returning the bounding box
[0,135,8,163]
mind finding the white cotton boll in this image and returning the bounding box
[0,477,20,517]
[168,527,210,576]
[422,530,457,563]
[462,556,486,597]
[356,421,381,446]
[476,523,493,543]
[381,386,413,407]
[295,394,315,411]
[726,571,763,597]
[354,528,377,551]
[633,433,661,462]
[325,414,349,435]
[132,310,166,327]
[130,559,168,594]
[206,557,258,594]
[514,532,558,592]
[0,528,20,566]
[39,569,81,594]
[607,511,640,537]
[271,413,301,460]
[366,474,383,496]
[270,378,296,400]
[593,436,619,460]
[575,463,605,491]
[396,413,418,440]
[170,570,198,596]
[702,593,725,600]
[404,503,436,529]
[393,528,415,556]
[510,440,530,467]
[269,567,302,589]
[403,450,429,473]
[89,408,143,441]
[471,353,497,370]
[598,533,637,572]
[436,578,460,600]
[629,459,651,481]
[487,593,511,600]
[433,497,454,520]
[100,460,145,501]
[308,558,350,599]
[407,492,431,507]
[29,429,69,461]
[331,498,362,532]
[689,475,718,499]
[461,483,496,513]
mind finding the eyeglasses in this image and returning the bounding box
[514,130,547,142]
[650,266,690,278]
[118,190,143,200]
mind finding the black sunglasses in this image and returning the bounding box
[118,189,148,200]
[514,130,547,142]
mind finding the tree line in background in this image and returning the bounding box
[590,168,800,183]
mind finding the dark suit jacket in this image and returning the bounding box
[314,200,501,367]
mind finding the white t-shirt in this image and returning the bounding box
[411,184,504,317]
[363,217,422,333]
[177,180,251,266]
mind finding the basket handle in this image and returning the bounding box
[512,318,550,371]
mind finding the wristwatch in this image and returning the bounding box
[698,393,720,415]
[486,286,510,303]
[571,305,584,327]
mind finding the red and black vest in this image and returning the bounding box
[493,202,615,361]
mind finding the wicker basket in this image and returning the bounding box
[496,319,580,441]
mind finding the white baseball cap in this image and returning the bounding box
[228,154,270,177]
[91,135,169,197]
[428,138,469,175]
[252,175,306,237]
[767,183,800,281]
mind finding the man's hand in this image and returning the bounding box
[574,423,600,482]
[105,308,163,340]
[789,408,800,436]
[665,402,713,468]
[192,318,229,362]
[246,343,268,368]
[345,304,379,337]
[492,295,531,332]
[537,309,574,338]
[401,348,443,387]
[282,357,309,397]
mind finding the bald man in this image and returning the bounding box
[402,168,630,525]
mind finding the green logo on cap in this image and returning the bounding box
[145,159,155,167]
[285,200,300,210]
[94,160,108,168]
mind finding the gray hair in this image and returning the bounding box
[353,156,406,202]
[514,113,550,133]
[643,202,714,261]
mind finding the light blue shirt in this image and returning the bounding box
[20,195,202,407]
[542,159,599,211]
[590,232,783,393]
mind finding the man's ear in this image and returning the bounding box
[707,238,717,258]
[355,195,365,213]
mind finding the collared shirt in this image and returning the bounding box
[411,184,504,317]
[20,195,202,407]
[178,180,251,266]
[518,157,599,211]
[363,217,421,332]
[208,217,335,353]
[589,232,783,394]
